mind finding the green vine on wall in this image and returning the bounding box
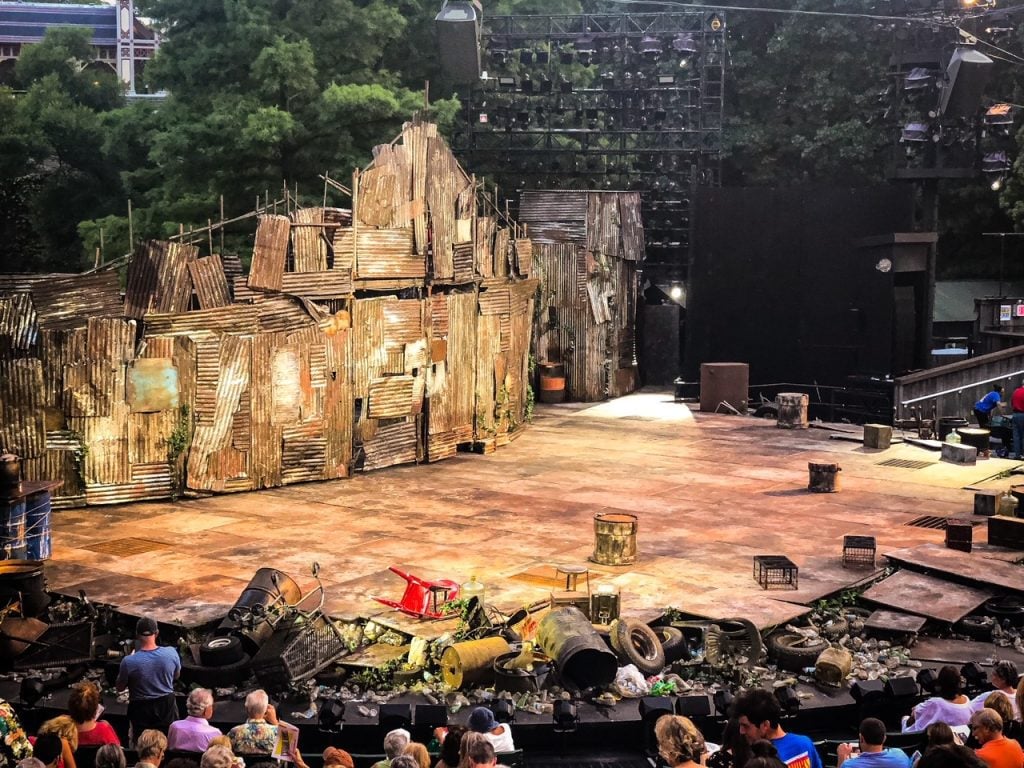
[167,405,191,461]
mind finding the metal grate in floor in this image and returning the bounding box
[877,458,934,470]
[83,537,173,556]
[905,515,983,529]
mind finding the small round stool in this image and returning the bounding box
[556,564,589,592]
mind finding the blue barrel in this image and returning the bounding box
[25,490,51,561]
[0,498,27,559]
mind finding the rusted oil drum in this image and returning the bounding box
[538,370,566,404]
[775,393,809,430]
[537,607,618,691]
[807,462,841,493]
[440,636,511,689]
[814,646,852,687]
[216,568,302,655]
[591,512,638,565]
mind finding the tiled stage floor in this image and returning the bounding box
[44,391,1020,636]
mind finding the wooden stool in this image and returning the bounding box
[556,564,589,592]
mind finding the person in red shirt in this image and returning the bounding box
[1010,384,1024,460]
[68,681,121,747]
[972,708,1024,768]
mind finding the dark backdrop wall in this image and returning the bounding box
[685,185,917,386]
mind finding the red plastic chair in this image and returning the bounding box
[372,566,460,619]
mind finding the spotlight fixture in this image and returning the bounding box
[559,78,572,94]
[413,703,447,742]
[885,676,919,699]
[575,36,596,65]
[536,49,550,65]
[900,122,929,143]
[498,76,516,90]
[903,67,932,92]
[713,689,735,717]
[560,49,574,65]
[519,50,533,66]
[992,177,1004,192]
[985,103,1014,136]
[676,694,711,717]
[982,151,1010,174]
[850,679,886,705]
[492,698,515,723]
[318,698,346,733]
[669,284,683,301]
[639,35,663,59]
[19,677,46,708]
[775,686,800,715]
[521,75,534,94]
[961,662,987,692]
[553,698,579,733]
[538,75,552,94]
[916,668,938,694]
[602,71,615,88]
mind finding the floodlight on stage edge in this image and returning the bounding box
[916,668,938,694]
[553,698,579,733]
[20,678,46,708]
[961,662,987,692]
[775,686,800,715]
[492,698,515,723]
[318,699,345,733]
[713,689,735,717]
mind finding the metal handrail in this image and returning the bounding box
[899,368,1024,406]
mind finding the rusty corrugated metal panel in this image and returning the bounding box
[383,298,424,345]
[0,292,36,350]
[248,332,282,489]
[232,390,251,451]
[521,222,586,245]
[130,462,173,493]
[493,228,511,278]
[254,296,316,334]
[368,375,416,418]
[272,345,301,424]
[143,337,174,358]
[186,334,249,490]
[476,216,495,278]
[514,239,533,278]
[354,229,422,279]
[324,207,353,227]
[79,400,130,485]
[193,339,220,424]
[0,272,122,330]
[519,191,589,223]
[361,418,417,471]
[587,277,613,324]
[291,207,328,272]
[124,241,197,320]
[426,135,467,281]
[128,410,175,464]
[427,430,458,462]
[453,242,474,284]
[23,444,81,498]
[188,255,231,309]
[586,194,601,254]
[474,313,501,439]
[0,357,45,457]
[479,286,511,316]
[430,294,450,337]
[323,328,352,479]
[351,298,385,399]
[428,291,475,435]
[332,227,355,274]
[281,421,326,484]
[248,214,291,291]
[222,252,244,286]
[357,166,399,228]
[618,191,645,261]
[598,193,621,258]
[280,271,352,299]
[403,121,435,255]
[533,243,586,311]
[233,276,258,303]
[145,304,259,338]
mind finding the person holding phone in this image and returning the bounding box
[838,719,911,768]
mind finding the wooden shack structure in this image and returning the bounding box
[0,121,537,507]
[519,191,644,401]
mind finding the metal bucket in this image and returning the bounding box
[937,417,969,441]
[537,607,618,691]
[808,463,841,493]
[440,636,511,689]
[814,646,852,687]
[25,491,52,561]
[775,393,809,429]
[592,512,638,566]
[217,568,302,655]
[957,428,990,454]
[0,560,49,616]
[0,498,27,560]
[538,371,566,404]
[493,648,553,693]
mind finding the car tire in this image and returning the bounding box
[768,632,830,672]
[181,652,252,688]
[653,626,688,664]
[612,619,666,676]
[199,635,245,666]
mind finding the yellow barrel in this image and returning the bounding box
[591,512,638,565]
[814,646,852,687]
[440,637,511,689]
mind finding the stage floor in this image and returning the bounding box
[44,391,1019,635]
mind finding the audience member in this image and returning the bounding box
[116,618,181,738]
[31,735,64,768]
[168,689,221,752]
[904,666,973,734]
[371,729,410,768]
[204,739,242,768]
[458,733,489,768]
[36,716,78,768]
[435,726,466,768]
[0,698,33,768]
[460,737,499,768]
[467,708,514,754]
[744,740,787,768]
[984,694,1023,743]
[971,708,1024,768]
[973,664,1021,719]
[403,743,430,768]
[916,745,986,768]
[162,759,198,768]
[68,682,120,747]
[709,719,752,768]
[199,746,235,768]
[135,730,168,768]
[227,691,278,756]
[16,761,45,768]
[735,689,823,768]
[655,715,706,768]
[95,745,127,768]
[911,723,959,767]
[389,759,419,768]
[321,747,354,768]
[837,718,910,768]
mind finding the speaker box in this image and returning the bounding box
[940,46,993,118]
[435,1,481,84]
[851,679,886,703]
[676,695,712,717]
[379,703,412,729]
[886,676,918,698]
[639,696,675,719]
[414,704,448,727]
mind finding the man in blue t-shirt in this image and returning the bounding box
[837,718,911,768]
[974,384,1004,428]
[116,616,181,740]
[735,689,823,768]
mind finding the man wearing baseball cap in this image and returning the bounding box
[116,616,180,741]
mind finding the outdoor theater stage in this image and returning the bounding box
[42,391,1023,636]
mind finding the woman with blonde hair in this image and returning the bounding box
[655,715,707,768]
[67,682,120,747]
[36,716,79,768]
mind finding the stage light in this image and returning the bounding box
[516,110,530,125]
[903,67,932,93]
[602,71,616,88]
[318,698,346,733]
[538,75,552,94]
[669,285,683,300]
[560,50,574,65]
[498,76,516,90]
[575,36,596,65]
[676,694,711,717]
[536,49,549,65]
[553,698,578,733]
[992,177,1004,192]
[961,662,987,693]
[640,697,675,753]
[521,75,534,93]
[885,677,919,699]
[19,677,45,708]
[900,122,929,143]
[983,151,1010,174]
[916,668,938,694]
[492,698,515,723]
[519,50,533,65]
[639,35,663,59]
[775,686,800,715]
[658,75,675,86]
[713,689,735,716]
[414,703,447,741]
[559,78,572,94]
[851,679,886,705]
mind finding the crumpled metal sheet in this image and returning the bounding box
[124,241,198,320]
[354,229,422,279]
[0,357,45,457]
[368,375,417,418]
[248,214,291,291]
[188,255,231,309]
[291,207,328,272]
[519,191,588,223]
[0,272,122,330]
[361,418,417,472]
[0,292,37,350]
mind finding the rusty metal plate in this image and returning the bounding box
[127,358,179,413]
[368,375,417,418]
[863,609,928,634]
[884,543,1024,593]
[83,537,173,556]
[910,637,1024,667]
[863,569,995,623]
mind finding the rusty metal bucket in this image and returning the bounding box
[814,646,852,687]
[591,512,638,566]
[807,463,841,493]
[440,636,511,689]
